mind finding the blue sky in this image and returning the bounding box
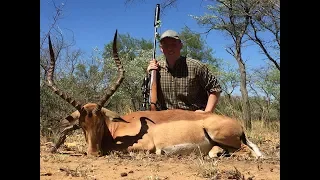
[40,0,270,72]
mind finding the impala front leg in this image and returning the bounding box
[127,135,155,153]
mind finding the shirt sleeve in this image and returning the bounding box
[197,63,222,94]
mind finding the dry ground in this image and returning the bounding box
[40,121,280,180]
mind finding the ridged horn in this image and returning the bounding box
[95,30,125,111]
[46,35,82,111]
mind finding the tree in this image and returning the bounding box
[191,0,256,129]
[179,27,220,69]
[218,62,240,100]
[246,0,280,71]
[214,62,241,118]
[40,1,81,136]
[248,63,280,122]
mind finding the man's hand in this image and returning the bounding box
[195,110,209,113]
[147,59,159,72]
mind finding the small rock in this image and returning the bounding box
[120,172,128,177]
[40,172,52,176]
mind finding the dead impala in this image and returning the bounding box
[46,30,263,159]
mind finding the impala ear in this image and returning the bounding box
[101,108,128,123]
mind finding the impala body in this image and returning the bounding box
[46,30,263,158]
[62,108,214,156]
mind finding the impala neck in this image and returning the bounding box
[106,120,121,139]
[100,119,121,154]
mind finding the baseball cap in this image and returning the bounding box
[159,30,180,42]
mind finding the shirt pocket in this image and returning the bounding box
[176,76,198,96]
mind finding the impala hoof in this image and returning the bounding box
[87,151,102,157]
[49,146,57,153]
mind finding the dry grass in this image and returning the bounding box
[246,120,280,159]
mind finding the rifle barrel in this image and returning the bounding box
[153,4,160,60]
[150,4,160,111]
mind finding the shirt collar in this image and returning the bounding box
[165,56,185,70]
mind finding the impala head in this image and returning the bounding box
[46,30,126,156]
[78,103,125,156]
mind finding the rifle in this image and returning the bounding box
[141,4,160,111]
[149,4,161,111]
[140,75,149,111]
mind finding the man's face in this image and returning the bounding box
[160,38,182,60]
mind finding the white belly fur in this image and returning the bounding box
[151,120,213,156]
[161,140,212,156]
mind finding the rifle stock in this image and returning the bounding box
[149,70,157,111]
[149,4,160,111]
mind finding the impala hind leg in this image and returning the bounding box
[208,145,226,158]
[223,145,263,159]
[155,149,164,155]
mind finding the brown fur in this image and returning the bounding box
[62,104,262,159]
[63,105,213,155]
